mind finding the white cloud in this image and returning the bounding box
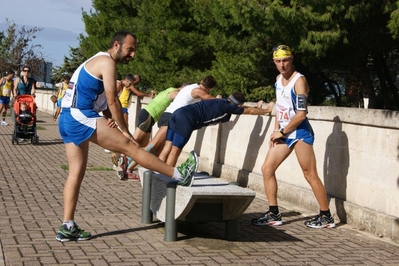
[0,0,92,66]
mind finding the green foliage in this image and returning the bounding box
[52,0,399,110]
[388,1,399,38]
[51,46,87,84]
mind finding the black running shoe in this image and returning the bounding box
[251,211,283,226]
[304,214,335,228]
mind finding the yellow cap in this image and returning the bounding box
[273,45,292,59]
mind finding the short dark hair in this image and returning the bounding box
[230,92,246,104]
[109,30,136,49]
[124,74,135,82]
[200,75,217,89]
[6,69,14,75]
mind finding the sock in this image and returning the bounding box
[320,209,331,217]
[172,167,183,181]
[62,220,75,230]
[127,160,135,169]
[268,206,279,215]
[145,144,153,152]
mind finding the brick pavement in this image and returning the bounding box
[0,111,398,266]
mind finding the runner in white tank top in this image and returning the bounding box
[55,31,199,243]
[274,72,314,147]
[253,45,335,230]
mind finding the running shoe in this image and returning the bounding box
[176,150,198,187]
[116,156,128,180]
[126,172,140,181]
[304,214,335,228]
[1,121,8,126]
[251,211,283,226]
[55,223,91,242]
[111,152,120,167]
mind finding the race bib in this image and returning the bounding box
[2,88,10,95]
[276,105,290,123]
[61,82,75,108]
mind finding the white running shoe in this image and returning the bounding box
[116,156,128,180]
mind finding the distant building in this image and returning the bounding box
[32,61,53,88]
[41,61,53,83]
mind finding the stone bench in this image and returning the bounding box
[139,169,256,241]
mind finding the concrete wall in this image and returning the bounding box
[34,89,58,117]
[36,89,399,243]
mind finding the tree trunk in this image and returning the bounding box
[373,53,390,109]
[358,65,377,109]
[380,52,399,110]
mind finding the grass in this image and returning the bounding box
[61,165,113,171]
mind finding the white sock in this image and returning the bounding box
[172,168,183,181]
[62,220,75,230]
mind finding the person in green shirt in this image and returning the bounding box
[114,84,185,179]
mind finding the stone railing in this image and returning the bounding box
[35,89,399,243]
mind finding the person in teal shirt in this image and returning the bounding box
[13,66,37,97]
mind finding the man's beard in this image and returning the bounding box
[115,47,131,64]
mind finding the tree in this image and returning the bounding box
[0,19,44,77]
[51,46,87,84]
[187,0,277,100]
[81,0,140,80]
[244,0,399,109]
[77,0,399,109]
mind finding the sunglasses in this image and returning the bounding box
[22,69,30,72]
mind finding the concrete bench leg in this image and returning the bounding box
[141,171,153,224]
[164,181,178,241]
[225,219,238,241]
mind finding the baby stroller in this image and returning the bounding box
[11,95,39,145]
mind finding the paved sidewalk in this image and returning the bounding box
[0,111,398,266]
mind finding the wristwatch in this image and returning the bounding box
[279,128,286,136]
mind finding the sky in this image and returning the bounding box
[0,0,93,67]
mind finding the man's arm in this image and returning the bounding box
[101,108,112,118]
[192,87,221,100]
[56,83,63,97]
[116,80,123,94]
[31,79,37,96]
[282,76,308,133]
[168,90,179,101]
[0,78,3,96]
[12,77,20,98]
[241,102,274,115]
[99,58,130,134]
[129,85,150,97]
[53,108,61,121]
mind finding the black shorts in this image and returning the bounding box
[157,112,172,127]
[137,109,155,133]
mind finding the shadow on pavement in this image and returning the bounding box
[90,223,165,239]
